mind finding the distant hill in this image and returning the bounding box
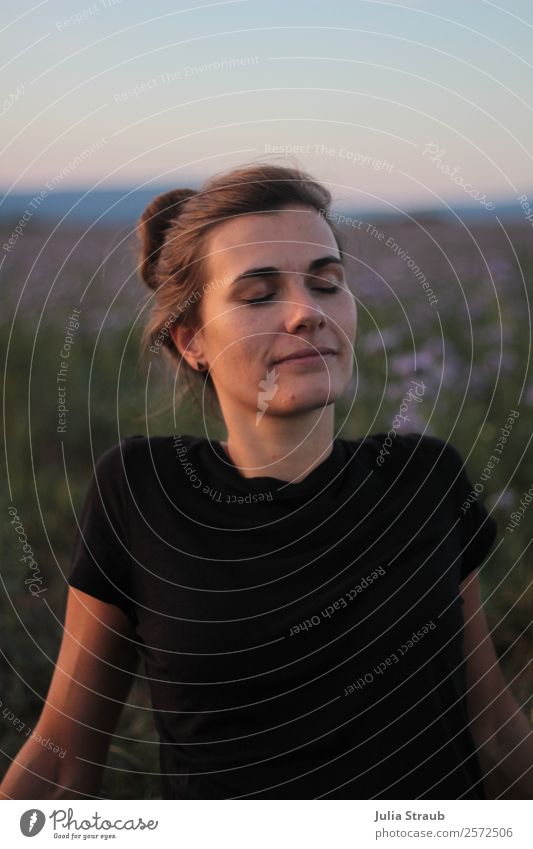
[0,186,529,227]
[0,187,202,227]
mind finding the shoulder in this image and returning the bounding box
[351,429,452,461]
[348,430,466,482]
[89,436,142,483]
[394,431,464,466]
[91,433,201,483]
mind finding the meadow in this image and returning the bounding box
[1,210,532,798]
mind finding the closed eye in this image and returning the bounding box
[245,286,339,305]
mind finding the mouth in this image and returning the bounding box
[272,347,337,366]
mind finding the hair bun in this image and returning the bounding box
[138,188,197,289]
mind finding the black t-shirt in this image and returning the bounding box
[67,430,498,800]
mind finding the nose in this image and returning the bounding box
[282,276,327,332]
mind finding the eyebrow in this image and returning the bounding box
[230,254,344,286]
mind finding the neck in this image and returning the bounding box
[220,406,336,483]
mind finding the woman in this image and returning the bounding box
[1,163,531,800]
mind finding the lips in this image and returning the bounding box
[273,346,337,365]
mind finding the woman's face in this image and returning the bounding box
[176,204,357,420]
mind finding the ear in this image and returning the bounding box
[170,322,205,371]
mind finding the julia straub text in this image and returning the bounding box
[374,810,445,821]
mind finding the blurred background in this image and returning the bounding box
[1,0,532,798]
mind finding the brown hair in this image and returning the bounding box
[136,162,344,414]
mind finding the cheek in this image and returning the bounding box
[208,313,264,367]
[333,296,357,346]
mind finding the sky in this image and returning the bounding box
[2,0,533,213]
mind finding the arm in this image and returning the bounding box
[0,587,139,800]
[460,569,533,799]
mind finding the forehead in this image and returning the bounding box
[205,205,340,279]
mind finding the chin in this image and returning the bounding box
[267,384,342,414]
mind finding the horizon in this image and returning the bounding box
[0,184,530,227]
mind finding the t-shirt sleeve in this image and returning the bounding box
[67,442,135,623]
[435,438,499,582]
